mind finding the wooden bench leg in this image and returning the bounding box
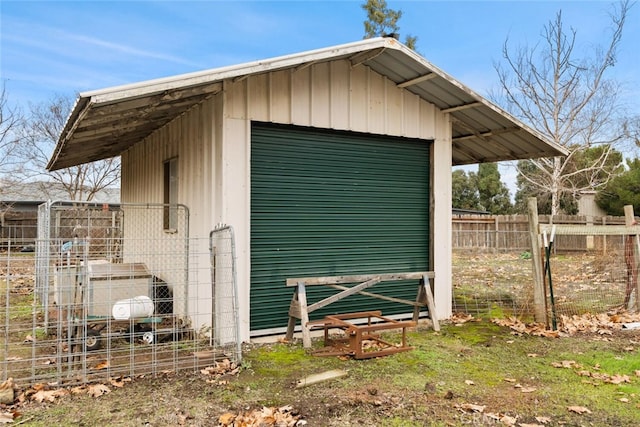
[285,292,299,342]
[422,274,440,331]
[297,283,312,348]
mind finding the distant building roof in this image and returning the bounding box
[0,181,120,204]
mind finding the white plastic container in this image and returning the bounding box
[112,296,154,320]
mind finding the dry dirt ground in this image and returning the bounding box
[4,320,640,427]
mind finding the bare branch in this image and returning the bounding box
[13,94,120,201]
[494,2,631,214]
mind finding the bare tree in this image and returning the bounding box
[15,94,120,201]
[0,82,24,194]
[494,1,632,215]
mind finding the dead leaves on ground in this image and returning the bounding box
[492,310,640,337]
[455,403,519,426]
[200,358,240,385]
[3,357,238,420]
[492,317,559,337]
[22,382,113,404]
[456,400,596,426]
[450,312,476,325]
[218,405,305,427]
[567,405,592,415]
[552,359,632,385]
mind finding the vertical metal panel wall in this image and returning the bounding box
[250,123,431,332]
[120,57,448,338]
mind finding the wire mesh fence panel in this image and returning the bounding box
[452,226,639,327]
[452,252,536,321]
[209,225,241,363]
[2,202,227,387]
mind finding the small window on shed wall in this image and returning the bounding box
[163,157,178,231]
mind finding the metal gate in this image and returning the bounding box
[209,225,241,362]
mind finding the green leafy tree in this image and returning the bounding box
[476,163,512,214]
[493,1,631,215]
[596,158,640,215]
[452,169,480,211]
[361,0,417,49]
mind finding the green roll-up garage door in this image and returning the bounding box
[250,122,431,332]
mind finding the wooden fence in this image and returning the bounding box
[0,209,38,249]
[2,209,631,253]
[452,214,628,252]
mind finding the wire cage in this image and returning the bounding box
[2,201,240,387]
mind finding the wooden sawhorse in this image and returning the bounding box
[285,272,439,348]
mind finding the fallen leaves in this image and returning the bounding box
[200,358,240,385]
[551,360,632,385]
[0,412,16,425]
[492,317,559,337]
[450,312,475,325]
[454,403,520,426]
[567,405,592,414]
[217,405,304,426]
[93,360,110,370]
[109,376,131,388]
[31,388,68,403]
[87,384,110,398]
[0,379,15,405]
[455,403,486,413]
[18,376,127,405]
[551,360,578,369]
[517,386,538,393]
[492,310,640,337]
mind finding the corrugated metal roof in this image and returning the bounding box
[48,37,567,171]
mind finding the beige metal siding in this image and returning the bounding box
[120,57,450,339]
[122,100,216,238]
[221,58,440,140]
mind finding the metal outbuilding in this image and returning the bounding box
[48,37,567,339]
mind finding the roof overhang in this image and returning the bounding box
[48,37,567,171]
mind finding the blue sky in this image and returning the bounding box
[2,0,638,109]
[1,1,639,193]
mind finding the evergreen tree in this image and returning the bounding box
[452,169,480,211]
[361,0,417,50]
[476,163,512,214]
[596,158,640,216]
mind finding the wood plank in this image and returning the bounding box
[297,283,311,348]
[296,369,348,388]
[306,278,381,313]
[529,198,547,324]
[286,271,433,287]
[422,274,440,331]
[326,284,421,306]
[539,224,640,236]
[286,291,300,341]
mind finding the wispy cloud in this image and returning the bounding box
[63,32,202,68]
